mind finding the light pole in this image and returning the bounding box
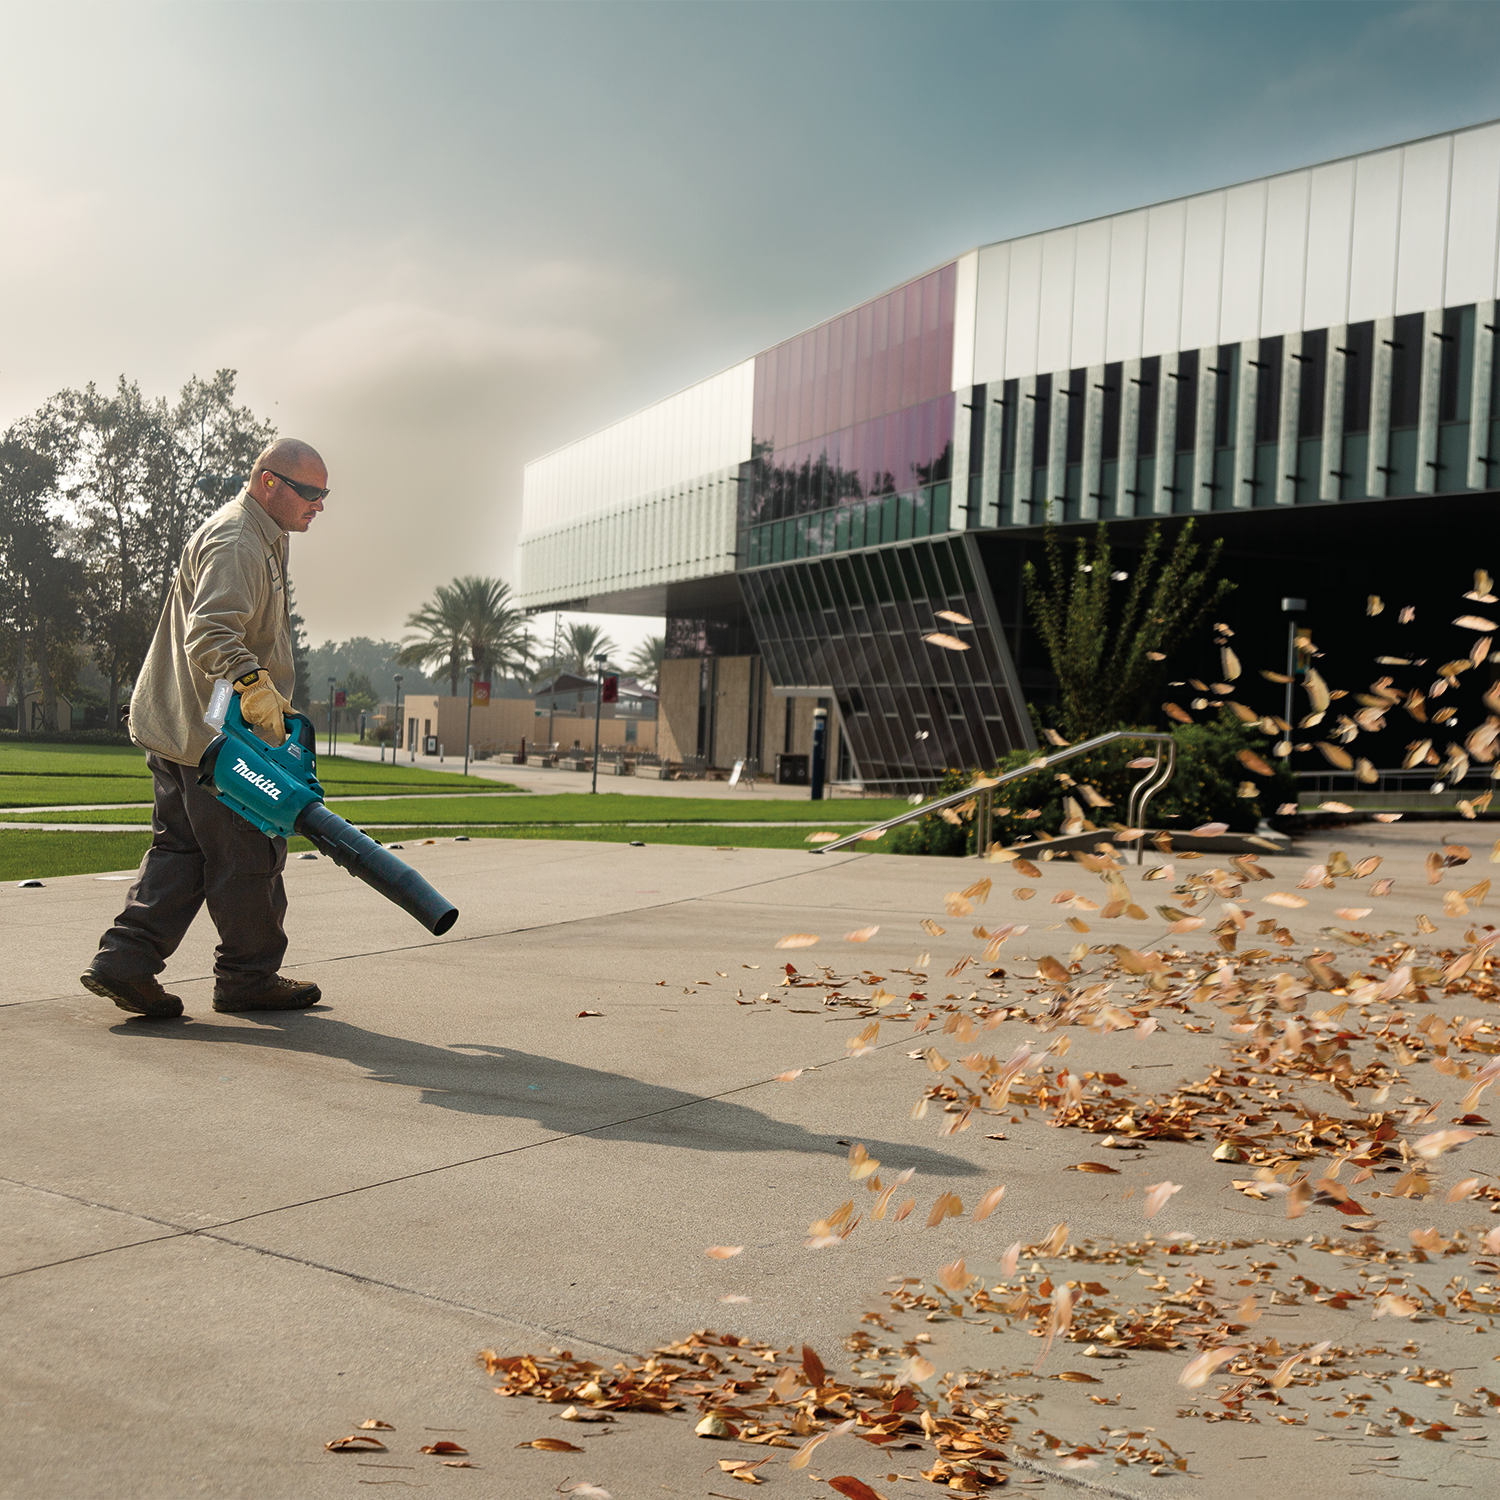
[1280,597,1306,758]
[547,610,560,752]
[463,664,477,779]
[392,673,403,763]
[590,651,607,794]
[327,676,336,758]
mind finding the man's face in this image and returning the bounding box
[256,457,329,533]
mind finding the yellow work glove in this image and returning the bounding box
[234,669,292,746]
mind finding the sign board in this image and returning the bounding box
[601,674,618,704]
[333,689,347,708]
[471,679,491,707]
[728,760,743,787]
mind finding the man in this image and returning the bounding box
[83,438,330,1019]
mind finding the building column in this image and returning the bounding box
[1117,357,1141,516]
[1153,351,1179,515]
[951,386,974,529]
[1013,375,1036,525]
[1367,316,1395,498]
[1233,340,1259,509]
[1416,308,1444,495]
[1081,363,1105,520]
[1321,325,1347,500]
[1193,351,1217,512]
[980,384,1005,528]
[1047,374,1068,522]
[1276,331,1302,506]
[1469,299,1496,491]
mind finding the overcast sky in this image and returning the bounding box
[4,0,1500,655]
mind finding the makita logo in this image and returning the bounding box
[232,757,282,801]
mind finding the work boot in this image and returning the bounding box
[81,967,184,1019]
[212,975,322,1013]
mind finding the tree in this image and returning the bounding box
[339,669,378,713]
[399,575,531,695]
[1023,519,1233,742]
[554,621,619,678]
[627,634,665,689]
[288,585,312,712]
[0,420,66,728]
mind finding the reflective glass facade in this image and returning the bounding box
[740,535,1029,789]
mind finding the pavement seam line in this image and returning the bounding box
[7,850,873,1008]
[0,1026,915,1277]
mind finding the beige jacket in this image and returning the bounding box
[129,492,295,766]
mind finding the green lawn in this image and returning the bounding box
[0,820,885,880]
[0,792,907,825]
[0,744,515,806]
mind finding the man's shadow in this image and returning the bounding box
[112,1011,983,1176]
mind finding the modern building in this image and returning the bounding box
[519,118,1500,791]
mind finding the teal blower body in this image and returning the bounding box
[197,694,459,936]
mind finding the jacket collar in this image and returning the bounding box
[238,488,287,550]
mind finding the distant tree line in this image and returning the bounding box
[0,371,272,731]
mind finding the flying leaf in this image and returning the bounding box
[1264,892,1309,908]
[934,610,972,626]
[1179,1346,1245,1388]
[788,1417,855,1469]
[926,1191,964,1227]
[1143,1181,1182,1218]
[1000,1241,1022,1277]
[843,926,879,942]
[1415,1128,1479,1159]
[923,632,970,651]
[705,1245,743,1259]
[776,934,819,949]
[972,1185,1007,1222]
[1456,615,1497,632]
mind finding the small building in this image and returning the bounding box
[532,673,659,719]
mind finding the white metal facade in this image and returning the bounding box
[518,359,754,610]
[519,119,1500,610]
[963,121,1500,384]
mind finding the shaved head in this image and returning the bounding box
[252,437,325,479]
[248,436,329,534]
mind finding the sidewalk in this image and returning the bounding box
[1,821,1486,1497]
[335,738,873,801]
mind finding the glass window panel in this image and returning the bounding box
[825,319,843,441]
[913,487,931,538]
[1389,313,1423,429]
[919,271,942,403]
[1174,350,1198,451]
[1342,322,1374,434]
[882,494,899,545]
[834,509,850,552]
[1001,379,1019,472]
[931,482,950,533]
[897,493,914,541]
[1102,361,1122,461]
[854,302,874,426]
[1137,357,1159,456]
[840,312,858,430]
[1440,305,1473,424]
[1214,346,1238,450]
[937,262,957,402]
[1254,336,1282,445]
[871,295,891,422]
[902,280,924,410]
[813,322,831,441]
[1297,330,1326,439]
[1065,369,1086,463]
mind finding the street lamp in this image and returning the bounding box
[463,664,477,779]
[1280,597,1306,759]
[590,651,608,794]
[393,673,404,763]
[327,675,336,758]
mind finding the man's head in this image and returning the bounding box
[248,438,328,533]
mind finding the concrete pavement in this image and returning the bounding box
[4,823,1498,1497]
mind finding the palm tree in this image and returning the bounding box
[556,621,619,678]
[398,581,467,696]
[399,575,531,696]
[627,634,665,690]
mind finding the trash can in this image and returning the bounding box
[775,753,809,786]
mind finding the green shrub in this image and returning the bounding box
[888,713,1295,856]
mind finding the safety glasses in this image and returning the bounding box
[266,469,330,503]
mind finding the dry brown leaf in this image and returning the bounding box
[419,1441,468,1455]
[775,934,818,949]
[1179,1346,1245,1388]
[325,1435,387,1452]
[1069,1162,1121,1175]
[789,1417,855,1469]
[359,1420,395,1430]
[520,1438,586,1452]
[705,1245,743,1259]
[923,632,970,651]
[1265,892,1309,908]
[972,1184,1006,1222]
[843,926,879,942]
[1143,1180,1182,1218]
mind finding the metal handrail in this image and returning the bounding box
[815,730,1177,863]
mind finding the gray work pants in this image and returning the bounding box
[93,752,288,991]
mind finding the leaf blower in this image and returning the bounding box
[196,681,459,936]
